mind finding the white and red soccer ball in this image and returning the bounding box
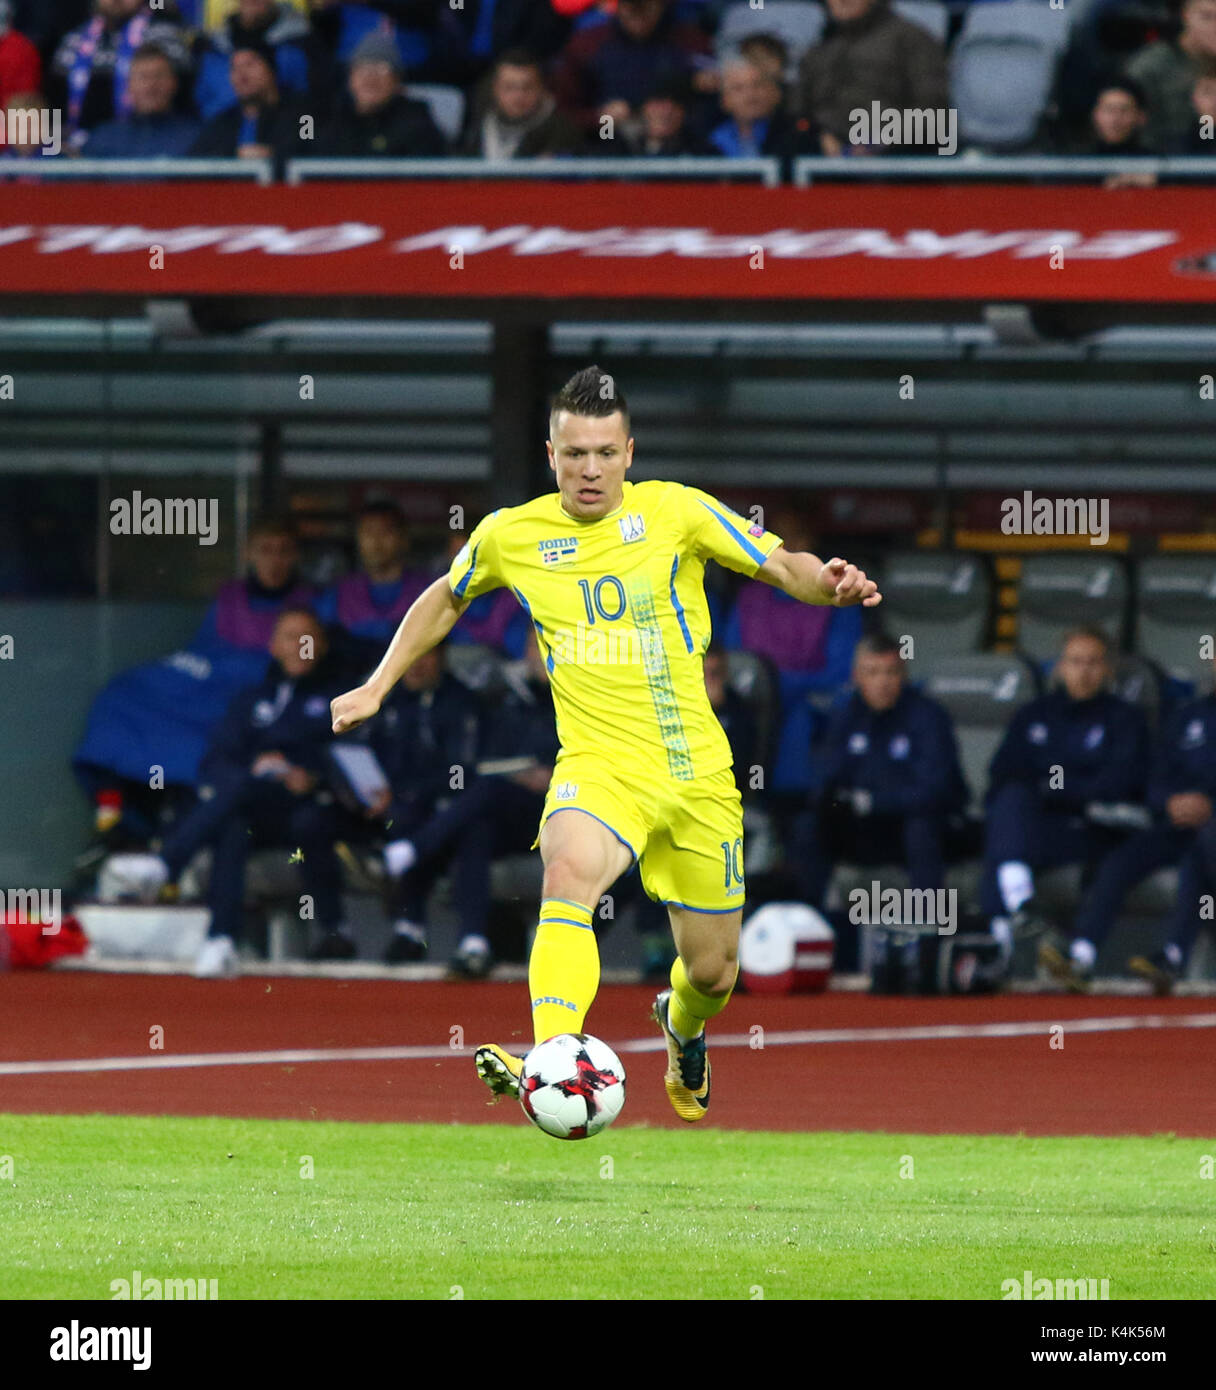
[520,1033,626,1140]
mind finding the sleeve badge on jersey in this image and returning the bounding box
[748,522,765,537]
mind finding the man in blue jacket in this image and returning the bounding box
[367,644,485,965]
[981,626,1150,986]
[105,607,352,974]
[789,632,968,908]
[1066,655,1216,993]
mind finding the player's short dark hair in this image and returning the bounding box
[357,498,407,530]
[854,632,903,661]
[1061,624,1113,655]
[549,364,630,438]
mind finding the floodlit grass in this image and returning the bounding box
[1,1115,1211,1299]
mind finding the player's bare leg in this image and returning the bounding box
[475,809,631,1100]
[652,905,743,1121]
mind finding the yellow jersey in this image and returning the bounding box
[447,480,784,781]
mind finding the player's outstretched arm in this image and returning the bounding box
[757,546,883,608]
[330,576,468,734]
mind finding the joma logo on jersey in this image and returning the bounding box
[619,513,646,544]
[553,781,579,800]
[538,537,579,566]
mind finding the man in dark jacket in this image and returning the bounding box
[192,0,326,123]
[82,42,199,157]
[794,0,949,155]
[552,0,712,134]
[103,608,352,974]
[789,632,968,907]
[980,627,1150,985]
[368,645,485,963]
[189,37,309,173]
[460,48,584,159]
[316,30,445,157]
[50,0,190,145]
[1065,655,1216,993]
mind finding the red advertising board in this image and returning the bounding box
[1,180,1215,302]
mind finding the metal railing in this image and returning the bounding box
[793,155,1216,185]
[0,157,274,184]
[285,156,781,187]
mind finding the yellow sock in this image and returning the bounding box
[668,956,736,1041]
[529,899,600,1045]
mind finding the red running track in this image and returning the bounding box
[1,973,1213,1136]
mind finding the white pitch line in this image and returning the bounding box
[2,1012,1216,1078]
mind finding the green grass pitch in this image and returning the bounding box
[1,1114,1211,1300]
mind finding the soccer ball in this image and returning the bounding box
[519,1033,626,1140]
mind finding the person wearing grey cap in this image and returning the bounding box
[315,31,445,157]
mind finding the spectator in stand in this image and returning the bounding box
[979,627,1150,989]
[315,500,432,678]
[73,516,317,849]
[193,0,327,122]
[1126,0,1216,152]
[368,644,485,966]
[82,43,201,156]
[708,57,811,160]
[1079,76,1155,153]
[787,631,968,909]
[104,607,352,976]
[460,47,584,159]
[1177,71,1216,150]
[315,31,446,155]
[50,0,191,148]
[620,69,708,153]
[552,0,712,137]
[0,1,40,127]
[427,0,572,89]
[189,37,311,171]
[1050,652,1216,996]
[738,32,790,90]
[721,509,862,797]
[793,0,949,156]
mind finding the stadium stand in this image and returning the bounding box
[949,0,1072,150]
[1017,554,1129,666]
[877,552,992,665]
[1135,556,1216,690]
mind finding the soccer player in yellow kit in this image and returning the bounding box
[331,367,881,1122]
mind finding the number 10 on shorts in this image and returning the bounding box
[720,836,744,889]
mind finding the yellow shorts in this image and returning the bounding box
[533,753,745,914]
